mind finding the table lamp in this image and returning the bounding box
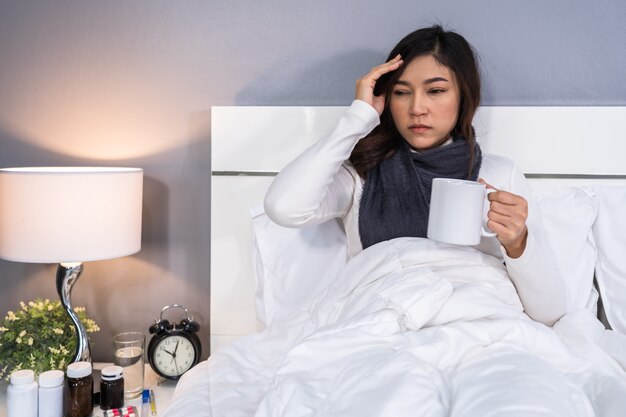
[0,167,143,363]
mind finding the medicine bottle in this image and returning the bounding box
[100,365,124,410]
[38,370,65,417]
[64,361,93,417]
[7,369,38,417]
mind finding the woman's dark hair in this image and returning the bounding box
[349,25,481,179]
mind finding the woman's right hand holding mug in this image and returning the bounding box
[355,54,403,115]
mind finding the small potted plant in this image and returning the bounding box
[0,298,100,380]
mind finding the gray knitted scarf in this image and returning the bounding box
[358,137,482,249]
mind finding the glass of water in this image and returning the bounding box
[113,331,145,399]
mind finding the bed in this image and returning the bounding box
[165,105,626,416]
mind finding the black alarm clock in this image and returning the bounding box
[147,304,202,380]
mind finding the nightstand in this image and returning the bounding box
[0,364,177,416]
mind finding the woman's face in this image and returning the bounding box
[389,55,461,151]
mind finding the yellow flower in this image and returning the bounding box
[83,319,101,332]
[1,298,99,377]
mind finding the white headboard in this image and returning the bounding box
[210,106,626,352]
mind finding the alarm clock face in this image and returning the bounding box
[152,335,197,377]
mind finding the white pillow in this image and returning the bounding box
[251,208,348,329]
[535,187,598,312]
[592,185,626,333]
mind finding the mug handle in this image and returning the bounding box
[481,188,497,237]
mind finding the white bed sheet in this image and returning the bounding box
[166,238,626,417]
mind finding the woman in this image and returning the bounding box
[264,25,566,326]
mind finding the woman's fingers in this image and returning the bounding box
[479,178,528,249]
[480,180,528,216]
[356,55,403,98]
[356,54,403,115]
[488,198,528,217]
[488,190,527,207]
[363,54,403,82]
[487,210,526,233]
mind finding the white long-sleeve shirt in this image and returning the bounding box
[265,100,566,326]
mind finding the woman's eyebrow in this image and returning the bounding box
[394,77,449,87]
[394,80,413,87]
[423,77,449,84]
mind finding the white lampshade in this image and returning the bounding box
[0,167,143,263]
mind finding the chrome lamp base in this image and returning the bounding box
[55,262,91,363]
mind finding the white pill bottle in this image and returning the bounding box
[7,369,38,417]
[38,370,65,417]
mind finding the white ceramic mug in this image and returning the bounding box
[427,178,497,245]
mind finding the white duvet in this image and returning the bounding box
[165,238,626,416]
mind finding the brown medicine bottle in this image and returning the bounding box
[64,361,93,417]
[100,365,124,410]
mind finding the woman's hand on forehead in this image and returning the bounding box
[355,54,403,115]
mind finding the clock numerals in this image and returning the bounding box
[150,334,199,378]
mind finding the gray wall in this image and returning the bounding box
[1,0,625,362]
